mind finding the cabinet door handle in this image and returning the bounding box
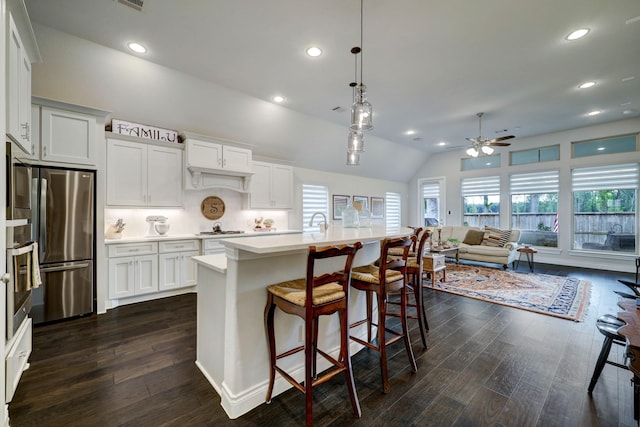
[43,145,47,157]
[223,158,227,167]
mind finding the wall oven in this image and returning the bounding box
[6,142,37,340]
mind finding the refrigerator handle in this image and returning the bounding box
[31,177,38,240]
[40,178,47,260]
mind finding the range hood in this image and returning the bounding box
[183,136,254,192]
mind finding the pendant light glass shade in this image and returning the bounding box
[350,84,373,131]
[481,145,494,155]
[347,130,365,152]
[347,151,360,165]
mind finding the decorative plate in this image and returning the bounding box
[201,196,225,220]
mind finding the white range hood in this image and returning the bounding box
[183,134,254,192]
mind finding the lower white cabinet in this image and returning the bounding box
[158,240,200,291]
[108,242,159,299]
[6,318,32,403]
[108,239,199,301]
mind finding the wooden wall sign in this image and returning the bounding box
[201,196,225,220]
[111,119,179,143]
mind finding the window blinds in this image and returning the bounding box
[461,176,500,197]
[302,184,329,232]
[572,163,639,191]
[510,170,559,194]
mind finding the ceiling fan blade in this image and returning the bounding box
[489,135,515,143]
[487,142,511,147]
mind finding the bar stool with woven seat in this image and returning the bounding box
[588,314,629,393]
[264,242,363,426]
[349,236,417,393]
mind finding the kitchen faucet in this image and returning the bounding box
[309,212,329,232]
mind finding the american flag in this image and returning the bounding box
[553,213,558,233]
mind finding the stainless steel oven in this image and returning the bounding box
[5,240,35,340]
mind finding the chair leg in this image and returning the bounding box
[305,314,314,426]
[400,284,418,373]
[377,288,390,394]
[588,336,614,393]
[312,317,319,379]
[411,272,428,347]
[264,293,277,403]
[366,290,373,344]
[339,309,362,418]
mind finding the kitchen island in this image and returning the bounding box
[193,225,413,419]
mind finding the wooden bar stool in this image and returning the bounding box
[264,242,363,426]
[349,236,417,393]
[588,314,629,393]
[388,228,431,348]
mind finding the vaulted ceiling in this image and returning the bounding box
[24,0,640,168]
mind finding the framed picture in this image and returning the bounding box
[371,197,385,218]
[332,195,350,220]
[353,195,368,211]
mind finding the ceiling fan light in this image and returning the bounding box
[481,145,494,155]
[466,147,479,157]
[347,130,365,152]
[347,151,360,165]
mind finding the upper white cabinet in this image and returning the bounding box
[6,6,39,155]
[17,100,109,167]
[249,161,293,209]
[182,133,254,191]
[186,139,252,175]
[106,136,183,207]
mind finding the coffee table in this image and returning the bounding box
[427,246,459,264]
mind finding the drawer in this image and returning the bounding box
[203,239,224,252]
[108,242,158,257]
[6,318,32,403]
[423,254,445,271]
[159,239,200,253]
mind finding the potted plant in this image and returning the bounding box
[445,237,460,248]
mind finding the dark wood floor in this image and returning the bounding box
[8,263,639,426]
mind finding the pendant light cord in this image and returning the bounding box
[360,0,364,87]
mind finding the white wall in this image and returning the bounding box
[408,117,640,272]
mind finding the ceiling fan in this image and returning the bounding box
[465,112,515,157]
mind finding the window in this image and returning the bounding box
[420,179,442,227]
[302,184,329,232]
[572,134,638,158]
[572,163,638,253]
[510,170,559,247]
[510,145,560,165]
[385,192,401,228]
[461,154,500,171]
[461,176,500,228]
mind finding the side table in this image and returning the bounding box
[516,247,538,272]
[423,253,446,286]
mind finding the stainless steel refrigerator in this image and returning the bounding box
[29,166,95,324]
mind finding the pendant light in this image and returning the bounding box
[347,151,360,166]
[350,0,372,132]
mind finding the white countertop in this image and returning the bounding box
[104,229,302,244]
[219,225,413,254]
[193,254,227,273]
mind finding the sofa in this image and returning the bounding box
[435,226,521,269]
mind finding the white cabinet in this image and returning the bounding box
[186,139,252,175]
[249,161,293,209]
[202,238,225,255]
[6,12,33,154]
[38,106,97,165]
[158,240,200,291]
[106,137,183,207]
[107,242,159,299]
[5,318,32,403]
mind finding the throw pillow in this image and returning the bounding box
[482,226,512,247]
[462,229,485,245]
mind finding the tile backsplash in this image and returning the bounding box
[105,188,291,238]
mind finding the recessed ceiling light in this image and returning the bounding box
[578,81,596,89]
[623,109,634,115]
[128,42,147,53]
[566,28,590,40]
[587,110,601,116]
[597,147,605,151]
[272,95,285,103]
[438,141,446,146]
[306,47,322,57]
[405,130,416,135]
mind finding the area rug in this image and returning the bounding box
[432,264,590,321]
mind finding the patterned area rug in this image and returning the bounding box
[432,264,591,321]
